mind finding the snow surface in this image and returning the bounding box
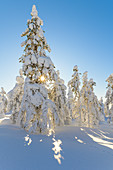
[0,116,113,170]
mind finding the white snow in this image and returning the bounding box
[0,117,113,170]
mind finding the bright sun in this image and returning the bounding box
[40,75,45,82]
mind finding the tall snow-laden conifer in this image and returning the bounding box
[105,73,113,123]
[78,72,99,127]
[68,65,81,119]
[7,69,24,123]
[105,87,111,118]
[49,71,71,125]
[80,71,89,125]
[18,5,59,134]
[87,79,100,127]
[0,87,7,118]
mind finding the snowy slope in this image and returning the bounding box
[0,116,113,170]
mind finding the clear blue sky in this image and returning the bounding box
[0,0,113,99]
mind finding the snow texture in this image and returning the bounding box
[0,117,113,170]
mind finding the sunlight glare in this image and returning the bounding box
[40,75,45,82]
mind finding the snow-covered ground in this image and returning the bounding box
[0,116,113,170]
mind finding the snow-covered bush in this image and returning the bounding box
[7,69,24,123]
[18,5,59,134]
[0,87,7,118]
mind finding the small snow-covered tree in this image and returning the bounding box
[0,87,7,118]
[17,5,59,134]
[105,73,113,123]
[68,65,81,119]
[7,69,24,123]
[49,71,71,125]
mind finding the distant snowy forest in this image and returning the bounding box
[0,5,113,135]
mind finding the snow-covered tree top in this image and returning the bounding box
[106,74,113,89]
[73,65,78,72]
[81,72,96,101]
[68,65,80,99]
[88,78,96,90]
[20,5,50,58]
[31,5,38,18]
[82,71,88,84]
[68,65,80,84]
[19,5,57,83]
[105,74,113,106]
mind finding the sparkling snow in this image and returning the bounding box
[0,116,113,169]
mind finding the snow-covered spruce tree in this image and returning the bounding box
[79,72,99,127]
[0,87,7,118]
[87,86,100,127]
[49,70,71,125]
[68,65,80,99]
[17,5,59,134]
[7,69,24,123]
[105,87,112,119]
[79,71,89,125]
[68,65,81,119]
[105,73,113,123]
[20,5,52,82]
[99,97,105,122]
[88,79,100,127]
[67,86,74,118]
[18,78,59,134]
